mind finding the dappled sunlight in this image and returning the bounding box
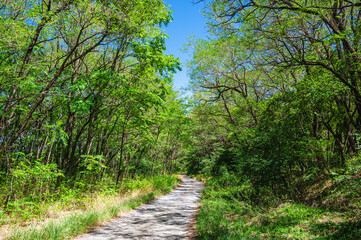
[76,176,203,240]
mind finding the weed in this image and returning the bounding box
[196,176,360,240]
[4,175,179,240]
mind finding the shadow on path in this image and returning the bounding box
[76,176,204,240]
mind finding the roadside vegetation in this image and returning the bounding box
[2,0,361,239]
[183,0,361,239]
[195,171,361,239]
[0,0,185,238]
[7,175,180,240]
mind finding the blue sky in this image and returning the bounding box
[163,0,208,93]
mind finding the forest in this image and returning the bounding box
[1,0,361,239]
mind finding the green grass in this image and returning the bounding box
[7,175,180,240]
[196,180,360,240]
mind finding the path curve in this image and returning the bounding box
[76,176,204,240]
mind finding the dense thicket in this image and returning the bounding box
[0,0,187,209]
[186,0,361,200]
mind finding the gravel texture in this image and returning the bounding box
[76,176,204,240]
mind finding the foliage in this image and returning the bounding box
[0,0,187,225]
[185,1,361,239]
[196,176,361,240]
[185,0,361,198]
[8,175,179,240]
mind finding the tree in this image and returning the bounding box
[0,0,184,203]
[185,0,361,195]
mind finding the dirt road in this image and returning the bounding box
[76,176,204,240]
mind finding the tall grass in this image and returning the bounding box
[7,175,180,240]
[195,175,361,239]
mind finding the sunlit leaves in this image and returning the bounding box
[0,0,184,184]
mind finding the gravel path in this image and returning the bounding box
[76,176,204,240]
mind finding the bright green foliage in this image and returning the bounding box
[9,175,180,240]
[0,0,187,223]
[2,0,361,237]
[185,1,361,239]
[196,177,361,240]
[186,0,361,198]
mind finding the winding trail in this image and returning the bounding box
[76,176,204,240]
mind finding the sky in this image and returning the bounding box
[163,0,208,93]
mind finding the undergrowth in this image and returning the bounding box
[195,169,361,240]
[2,175,180,240]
